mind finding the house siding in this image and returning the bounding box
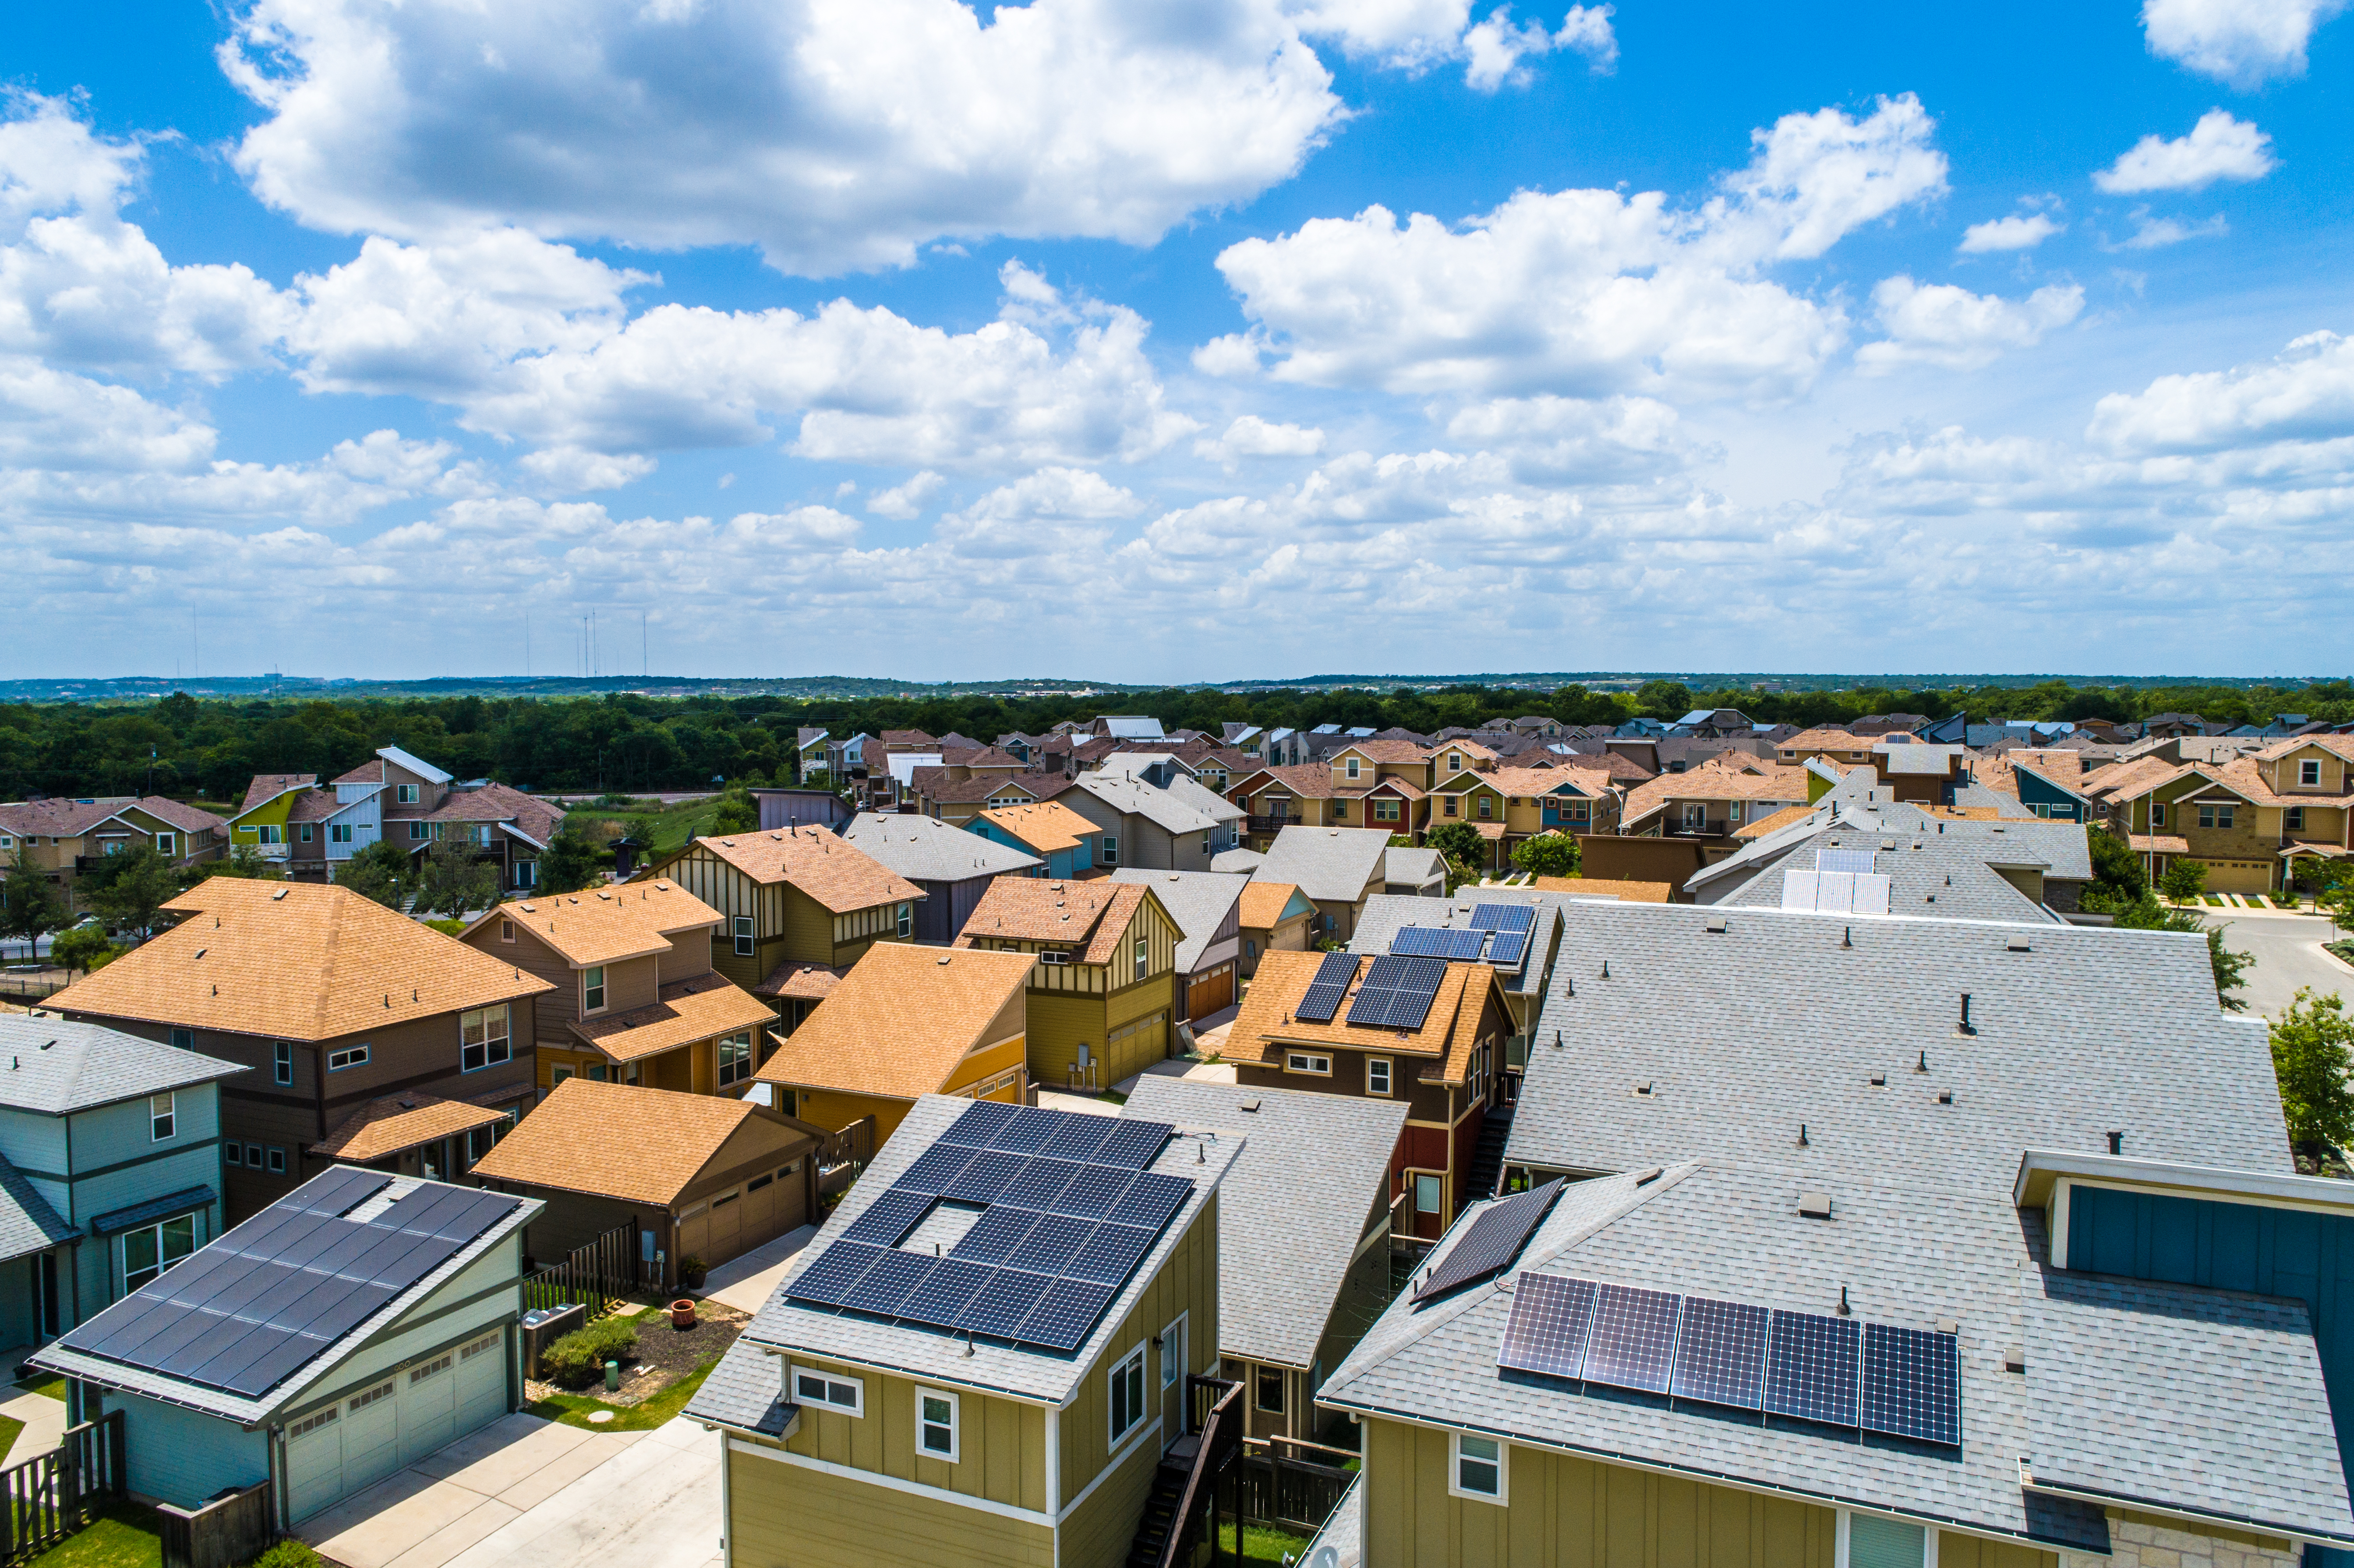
[106,1389,270,1510]
[728,1441,1052,1568]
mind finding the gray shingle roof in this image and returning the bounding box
[1253,826,1393,904]
[1109,871,1247,973]
[687,1339,795,1435]
[1119,1078,1405,1370]
[0,1153,78,1263]
[1504,901,2287,1194]
[1211,848,1264,873]
[0,1017,247,1115]
[1349,892,1559,1001]
[841,812,1041,882]
[1382,847,1445,888]
[1070,772,1221,836]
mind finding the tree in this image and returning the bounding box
[199,844,284,880]
[2158,858,2208,904]
[82,845,183,940]
[710,786,759,836]
[2084,828,2149,908]
[537,823,604,895]
[49,922,121,975]
[0,852,67,961]
[335,840,419,909]
[2320,877,2354,935]
[416,842,499,918]
[1509,832,1582,879]
[2270,988,2354,1161]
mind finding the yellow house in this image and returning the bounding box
[651,828,925,993]
[752,942,1034,1144]
[2084,741,2354,894]
[1426,765,1619,869]
[955,877,1182,1093]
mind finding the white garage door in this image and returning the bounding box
[282,1331,510,1522]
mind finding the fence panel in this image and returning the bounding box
[0,1411,127,1564]
[1225,1451,1356,1535]
[159,1478,273,1568]
[522,1221,639,1315]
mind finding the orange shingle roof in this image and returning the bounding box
[954,878,1151,966]
[754,960,846,1001]
[1236,881,1307,930]
[467,881,721,968]
[977,801,1100,855]
[1781,727,1871,752]
[1475,766,1611,798]
[1335,739,1432,765]
[55,879,549,1042]
[470,1077,793,1207]
[689,827,924,915]
[309,1093,506,1161]
[571,975,777,1063]
[1529,876,1672,902]
[753,944,1034,1102]
[1734,804,1814,839]
[1227,948,1499,1083]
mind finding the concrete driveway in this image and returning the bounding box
[2206,911,2354,1020]
[695,1224,816,1315]
[300,1413,720,1568]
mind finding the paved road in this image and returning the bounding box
[2206,912,2354,1020]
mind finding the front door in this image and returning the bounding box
[1159,1312,1188,1450]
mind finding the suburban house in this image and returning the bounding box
[48,879,550,1221]
[1381,846,1448,896]
[841,812,1042,943]
[752,942,1035,1142]
[230,746,449,878]
[1226,947,1516,1243]
[653,828,925,994]
[683,1095,1234,1568]
[1225,765,1388,850]
[470,1077,820,1291]
[0,1017,244,1347]
[1618,754,1812,850]
[966,801,1105,881]
[751,786,855,833]
[0,796,227,903]
[410,781,566,891]
[955,877,1182,1094]
[1236,879,1315,977]
[1120,1078,1406,1448]
[1110,869,1246,1023]
[457,879,774,1098]
[2082,742,2354,894]
[34,1168,538,1526]
[911,770,1054,826]
[795,727,830,780]
[1971,750,2097,823]
[1774,726,1878,767]
[1054,771,1229,872]
[1249,826,1396,942]
[1426,764,1620,869]
[1349,891,1562,1054]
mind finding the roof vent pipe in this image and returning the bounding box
[1798,1123,1809,1147]
[1841,925,1852,949]
[2107,1130,2124,1155]
[1917,1049,1929,1073]
[1837,1285,1852,1317]
[1958,994,1976,1035]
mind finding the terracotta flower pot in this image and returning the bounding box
[670,1299,697,1329]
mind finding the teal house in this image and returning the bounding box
[0,1017,244,1351]
[2011,758,2092,821]
[963,800,1103,881]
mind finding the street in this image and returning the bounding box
[2207,911,2354,1021]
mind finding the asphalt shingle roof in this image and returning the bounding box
[0,1016,246,1114]
[1251,826,1393,904]
[842,812,1041,881]
[0,1153,78,1263]
[1108,870,1246,973]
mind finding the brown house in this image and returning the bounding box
[651,829,925,1001]
[1225,946,1514,1242]
[0,796,229,907]
[1235,880,1316,977]
[470,1077,822,1290]
[49,878,551,1220]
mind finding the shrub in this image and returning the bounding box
[247,1542,326,1568]
[2158,859,2208,904]
[542,1316,640,1388]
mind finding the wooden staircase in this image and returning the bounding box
[1467,1105,1515,1201]
[1124,1378,1241,1568]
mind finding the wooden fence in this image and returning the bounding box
[1225,1449,1356,1535]
[159,1477,272,1568]
[523,1221,639,1316]
[0,1411,126,1564]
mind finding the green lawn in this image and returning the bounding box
[1215,1520,1313,1565]
[526,1356,719,1431]
[0,1413,22,1460]
[23,1501,164,1568]
[16,1374,67,1401]
[562,796,727,860]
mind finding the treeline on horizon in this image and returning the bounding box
[5,678,2351,804]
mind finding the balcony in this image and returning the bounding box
[1665,819,1731,838]
[1247,816,1294,836]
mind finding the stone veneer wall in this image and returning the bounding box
[2059,1509,2300,1568]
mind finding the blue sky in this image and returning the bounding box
[4,0,2350,682]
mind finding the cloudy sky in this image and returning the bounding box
[6,0,2351,683]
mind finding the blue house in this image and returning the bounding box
[964,802,1101,881]
[0,1017,244,1350]
[2010,759,2093,822]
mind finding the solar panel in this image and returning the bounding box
[940,1099,1022,1145]
[1764,1310,1860,1427]
[844,1250,939,1317]
[999,1157,1085,1211]
[1049,1165,1135,1219]
[1006,1215,1094,1276]
[1582,1284,1682,1395]
[1817,848,1877,875]
[1413,1180,1562,1301]
[1349,954,1446,1030]
[956,1268,1054,1338]
[944,1151,1030,1204]
[1294,951,1359,1022]
[1091,1120,1173,1171]
[1495,1273,1597,1381]
[1392,925,1486,960]
[1038,1116,1117,1162]
[949,1206,1043,1266]
[1469,903,1535,933]
[1066,1223,1156,1285]
[842,1190,934,1246]
[985,1106,1066,1154]
[1669,1296,1770,1411]
[288,1167,395,1216]
[1860,1323,1960,1446]
[785,1243,887,1308]
[898,1257,993,1324]
[1016,1278,1117,1353]
[894,1144,978,1196]
[1486,930,1530,967]
[1106,1171,1191,1234]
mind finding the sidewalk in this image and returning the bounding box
[694,1224,817,1315]
[0,1386,66,1466]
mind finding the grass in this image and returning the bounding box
[0,1413,21,1459]
[15,1374,65,1401]
[562,796,728,860]
[22,1501,164,1568]
[526,1355,720,1431]
[1215,1520,1314,1565]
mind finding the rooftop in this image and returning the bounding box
[308,1092,507,1162]
[1109,869,1246,973]
[955,879,1152,967]
[842,812,1042,882]
[569,975,776,1064]
[464,880,721,968]
[976,800,1100,855]
[0,1016,245,1115]
[753,944,1033,1101]
[687,827,925,915]
[1252,825,1394,903]
[1236,880,1307,929]
[471,1077,794,1206]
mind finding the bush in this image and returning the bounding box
[246,1542,326,1568]
[1509,831,1581,879]
[49,923,122,973]
[542,1317,640,1388]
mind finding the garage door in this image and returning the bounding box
[1184,964,1234,1020]
[281,1332,510,1523]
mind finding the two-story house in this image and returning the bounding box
[2089,735,2354,893]
[654,828,925,999]
[1618,755,1812,852]
[966,802,1105,880]
[909,771,1055,826]
[0,796,228,905]
[955,877,1182,1093]
[459,879,774,1098]
[1250,826,1396,942]
[231,746,459,878]
[47,878,551,1220]
[1225,766,1378,851]
[1426,764,1621,869]
[413,781,568,891]
[0,1016,245,1347]
[1109,869,1247,1023]
[1057,772,1227,872]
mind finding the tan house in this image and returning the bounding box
[955,878,1181,1093]
[1426,765,1620,869]
[1774,726,1877,767]
[1226,766,1368,851]
[1619,755,1812,850]
[909,771,1053,826]
[48,878,550,1220]
[470,1077,821,1290]
[459,880,774,1098]
[652,828,925,995]
[2085,735,2354,893]
[753,942,1033,1145]
[1236,879,1316,977]
[0,796,228,905]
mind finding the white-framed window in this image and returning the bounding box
[584,966,606,1012]
[1102,835,1120,866]
[1838,1509,1936,1568]
[1450,1431,1506,1502]
[1134,936,1149,982]
[916,1387,960,1462]
[1414,1172,1443,1215]
[244,1141,262,1168]
[288,1405,337,1440]
[896,902,912,938]
[500,919,516,943]
[330,823,353,844]
[155,832,176,856]
[149,1091,175,1141]
[733,916,753,957]
[461,1004,511,1072]
[226,1142,242,1167]
[397,784,420,804]
[124,1213,197,1292]
[2198,804,2234,829]
[717,1032,752,1086]
[299,823,314,843]
[1109,1344,1147,1445]
[267,1146,286,1174]
[274,1041,293,1086]
[1366,1057,1392,1095]
[1161,1314,1186,1391]
[1345,756,1361,779]
[792,1364,864,1416]
[1286,1052,1332,1075]
[0,834,11,849]
[551,1065,573,1086]
[2303,759,2324,787]
[257,825,283,845]
[514,859,538,888]
[1039,949,1071,965]
[1448,754,1462,772]
[327,1043,370,1072]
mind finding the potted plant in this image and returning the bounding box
[678,1255,707,1289]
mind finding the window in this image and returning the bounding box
[733,916,753,957]
[792,1365,864,1416]
[170,1027,194,1051]
[1842,1511,1932,1568]
[551,1065,573,1086]
[461,1004,511,1072]
[1102,834,1119,865]
[461,1331,500,1362]
[2150,802,2167,828]
[1728,801,1744,824]
[467,1123,499,1163]
[244,1141,262,1168]
[1367,1057,1392,1095]
[1161,1316,1185,1390]
[1255,1367,1285,1413]
[330,823,353,844]
[1286,1052,1332,1075]
[257,825,283,845]
[149,1091,175,1141]
[1345,757,1361,779]
[917,1388,960,1461]
[299,823,314,843]
[472,824,493,848]
[289,1406,337,1440]
[2287,806,2306,833]
[1134,936,1149,982]
[2198,805,2234,829]
[226,1143,242,1167]
[1477,795,1492,819]
[2304,759,2324,787]
[1442,797,1458,817]
[1375,798,1399,822]
[1448,754,1462,771]
[397,784,420,804]
[586,1063,608,1082]
[274,1041,293,1086]
[408,1353,452,1385]
[267,1146,286,1174]
[409,822,428,841]
[1244,939,1257,958]
[1451,1432,1506,1501]
[326,1043,370,1072]
[896,903,912,939]
[1331,799,1349,820]
[584,966,606,1012]
[155,833,176,856]
[124,1213,196,1291]
[1414,1173,1443,1214]
[350,1380,393,1413]
[1109,1345,1147,1444]
[1039,949,1071,965]
[500,919,516,943]
[718,1032,753,1086]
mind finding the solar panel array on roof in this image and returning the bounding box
[1412,1180,1563,1301]
[1468,903,1536,933]
[1816,848,1877,875]
[785,1102,1191,1354]
[57,1170,520,1399]
[1487,930,1530,968]
[1393,925,1487,961]
[1294,951,1359,1023]
[1494,1274,1957,1445]
[1347,954,1447,1030]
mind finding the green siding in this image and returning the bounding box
[107,1390,269,1509]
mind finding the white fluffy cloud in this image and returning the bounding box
[1195,415,1327,466]
[1461,4,1616,90]
[2117,209,2230,249]
[2142,0,2349,86]
[1855,277,2084,374]
[2094,110,2275,194]
[1206,95,1946,401]
[1441,395,1697,482]
[867,471,946,521]
[2088,330,2354,454]
[1958,212,2061,253]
